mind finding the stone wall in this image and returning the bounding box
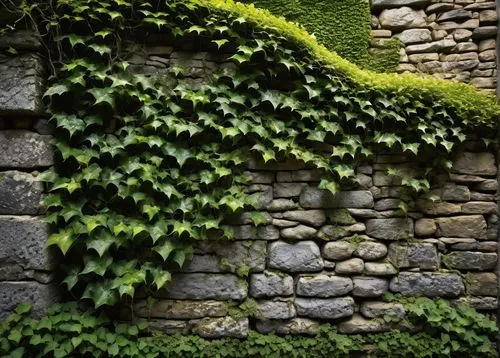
[370,0,498,94]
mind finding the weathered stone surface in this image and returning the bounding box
[266,199,298,212]
[364,262,397,276]
[379,8,426,30]
[281,210,326,227]
[0,282,59,320]
[162,274,246,300]
[281,224,317,240]
[468,273,497,296]
[414,218,437,237]
[454,297,497,311]
[406,39,457,54]
[354,242,388,260]
[250,271,294,298]
[427,3,455,13]
[296,274,353,297]
[268,241,323,272]
[338,314,392,334]
[461,202,497,214]
[360,302,405,319]
[372,0,430,9]
[473,26,497,39]
[247,185,273,209]
[299,188,374,209]
[0,29,41,50]
[272,219,298,228]
[416,200,462,215]
[437,9,472,23]
[435,215,487,239]
[390,272,464,297]
[0,171,43,214]
[191,317,248,338]
[317,223,366,240]
[442,184,470,202]
[276,170,322,182]
[479,39,496,52]
[452,152,496,176]
[0,216,54,271]
[396,29,432,45]
[322,241,355,260]
[295,297,354,319]
[474,179,498,191]
[335,258,365,275]
[388,243,439,270]
[273,183,307,198]
[443,252,497,271]
[148,320,189,335]
[0,53,44,115]
[255,318,319,335]
[243,171,274,184]
[374,199,401,211]
[0,131,53,168]
[453,29,473,42]
[134,300,228,319]
[227,225,278,241]
[256,299,296,320]
[327,209,356,225]
[352,277,389,297]
[366,218,413,241]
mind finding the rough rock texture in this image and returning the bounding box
[0,171,43,214]
[435,215,487,239]
[388,243,439,269]
[255,318,319,335]
[134,300,229,319]
[296,274,353,297]
[268,241,323,272]
[249,271,294,298]
[299,188,374,209]
[191,317,249,338]
[443,252,497,270]
[0,131,53,168]
[162,274,247,300]
[390,272,464,297]
[294,297,355,319]
[366,218,413,240]
[0,282,59,320]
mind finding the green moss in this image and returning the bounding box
[327,209,356,225]
[238,0,371,67]
[367,38,402,73]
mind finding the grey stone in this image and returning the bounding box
[247,185,272,209]
[366,218,413,241]
[276,170,322,182]
[225,212,272,225]
[442,184,470,201]
[364,262,398,276]
[371,30,392,38]
[266,199,299,212]
[379,8,427,30]
[225,225,278,241]
[296,274,353,297]
[0,30,41,50]
[0,216,55,271]
[443,252,497,270]
[462,202,497,214]
[0,282,59,320]
[272,219,298,228]
[435,215,487,239]
[473,26,497,39]
[317,223,365,241]
[409,53,440,63]
[396,29,432,45]
[451,43,479,53]
[322,241,356,260]
[449,174,488,183]
[0,54,44,115]
[454,297,497,311]
[282,210,326,227]
[338,314,392,334]
[273,183,307,198]
[148,320,189,335]
[0,131,53,168]
[471,77,496,89]
[479,39,496,52]
[327,209,357,225]
[374,199,401,211]
[416,200,462,215]
[255,318,319,335]
[360,301,405,319]
[250,271,294,298]
[388,243,439,270]
[243,171,274,184]
[0,171,43,214]
[427,3,455,13]
[474,179,498,191]
[437,9,472,23]
[390,272,464,297]
[299,188,374,209]
[465,2,496,11]
[442,60,479,73]
[354,242,387,260]
[352,277,389,297]
[134,300,229,319]
[452,152,496,176]
[335,258,365,275]
[294,297,354,319]
[406,39,457,54]
[414,218,437,237]
[453,29,473,42]
[281,225,317,240]
[162,274,246,300]
[191,317,248,338]
[372,0,430,9]
[468,273,497,296]
[268,241,323,272]
[256,299,296,319]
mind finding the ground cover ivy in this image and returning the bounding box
[2,0,498,309]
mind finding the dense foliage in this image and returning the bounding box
[1,298,497,357]
[238,0,372,67]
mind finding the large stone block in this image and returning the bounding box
[256,299,296,319]
[249,271,294,298]
[379,7,427,30]
[296,274,353,297]
[338,314,392,334]
[371,0,429,9]
[294,297,354,319]
[191,317,248,338]
[360,301,405,319]
[390,272,464,297]
[452,152,496,176]
[299,188,373,209]
[0,171,43,214]
[0,53,44,115]
[161,274,247,300]
[0,281,59,320]
[255,318,319,335]
[134,300,229,319]
[0,29,41,51]
[268,241,323,272]
[467,273,497,296]
[435,215,487,239]
[352,277,389,297]
[0,131,53,168]
[443,252,497,271]
[388,243,439,270]
[366,218,413,240]
[0,215,54,271]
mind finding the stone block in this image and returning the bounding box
[0,53,44,115]
[388,243,439,270]
[354,242,387,260]
[406,39,456,54]
[437,9,472,23]
[327,209,356,225]
[134,300,229,319]
[390,272,464,297]
[352,277,389,297]
[266,199,298,212]
[162,274,247,300]
[454,297,497,311]
[366,218,413,240]
[379,8,427,30]
[255,318,319,335]
[0,131,53,168]
[296,274,353,297]
[452,152,496,176]
[335,258,365,275]
[416,200,462,215]
[473,26,497,39]
[268,241,323,272]
[273,183,307,198]
[414,218,437,237]
[276,170,322,182]
[249,271,294,298]
[322,241,355,260]
[294,297,354,319]
[281,210,326,227]
[299,188,373,209]
[317,223,365,240]
[360,301,405,319]
[191,317,248,338]
[256,299,296,319]
[443,252,497,271]
[0,171,43,214]
[467,273,497,296]
[435,215,487,239]
[0,281,59,320]
[338,314,392,334]
[396,29,432,45]
[364,262,397,276]
[372,0,430,9]
[281,224,317,240]
[461,202,497,214]
[148,320,189,335]
[442,184,470,202]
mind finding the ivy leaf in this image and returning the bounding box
[333,164,355,180]
[44,84,70,98]
[81,255,113,276]
[87,231,116,257]
[152,269,171,289]
[153,240,176,261]
[82,282,119,308]
[47,229,75,255]
[212,39,229,49]
[318,179,339,196]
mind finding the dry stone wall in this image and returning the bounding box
[371,0,498,93]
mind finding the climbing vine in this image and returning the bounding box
[3,0,498,307]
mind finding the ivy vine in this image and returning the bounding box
[4,0,497,307]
